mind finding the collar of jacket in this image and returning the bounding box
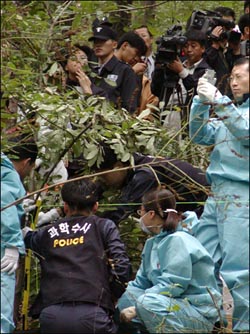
[236,93,249,106]
[66,78,79,86]
[153,224,184,239]
[99,55,121,74]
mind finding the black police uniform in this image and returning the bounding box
[101,153,209,225]
[91,55,140,114]
[24,215,131,333]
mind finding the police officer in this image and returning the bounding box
[88,26,140,114]
[22,179,131,333]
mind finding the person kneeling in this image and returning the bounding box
[23,179,131,334]
[116,188,222,333]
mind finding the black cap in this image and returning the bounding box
[92,17,113,30]
[88,26,117,42]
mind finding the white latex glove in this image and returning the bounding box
[23,198,37,213]
[1,247,19,274]
[120,306,137,323]
[37,208,60,227]
[197,78,222,102]
[22,226,33,238]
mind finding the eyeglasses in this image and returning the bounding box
[137,209,144,216]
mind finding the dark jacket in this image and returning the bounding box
[66,78,107,99]
[182,59,211,101]
[24,215,131,317]
[101,153,209,225]
[91,55,140,114]
[204,46,231,96]
[151,58,211,121]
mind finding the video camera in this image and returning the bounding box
[189,10,235,40]
[155,24,187,66]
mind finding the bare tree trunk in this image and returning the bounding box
[112,0,133,38]
[142,0,156,25]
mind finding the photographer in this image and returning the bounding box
[151,29,211,130]
[203,7,237,96]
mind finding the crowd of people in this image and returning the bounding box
[1,1,249,333]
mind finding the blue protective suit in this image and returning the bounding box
[189,95,249,331]
[1,153,26,333]
[117,213,222,333]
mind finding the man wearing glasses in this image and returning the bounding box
[189,57,249,332]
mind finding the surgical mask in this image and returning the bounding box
[139,208,178,234]
[139,212,156,235]
[139,217,152,234]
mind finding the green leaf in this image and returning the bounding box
[146,136,155,151]
[137,109,151,120]
[16,14,23,20]
[121,152,131,162]
[48,62,59,77]
[85,146,99,160]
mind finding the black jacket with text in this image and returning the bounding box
[24,215,131,317]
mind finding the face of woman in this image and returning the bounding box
[137,206,163,235]
[65,50,88,75]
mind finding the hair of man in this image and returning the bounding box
[117,31,147,57]
[4,134,38,163]
[61,179,98,212]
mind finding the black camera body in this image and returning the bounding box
[189,10,235,40]
[155,25,187,66]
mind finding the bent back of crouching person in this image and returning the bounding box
[23,179,131,334]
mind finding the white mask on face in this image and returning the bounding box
[139,217,151,234]
[139,212,156,234]
[139,208,178,234]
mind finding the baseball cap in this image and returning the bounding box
[88,26,118,42]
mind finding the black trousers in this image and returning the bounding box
[39,302,117,334]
